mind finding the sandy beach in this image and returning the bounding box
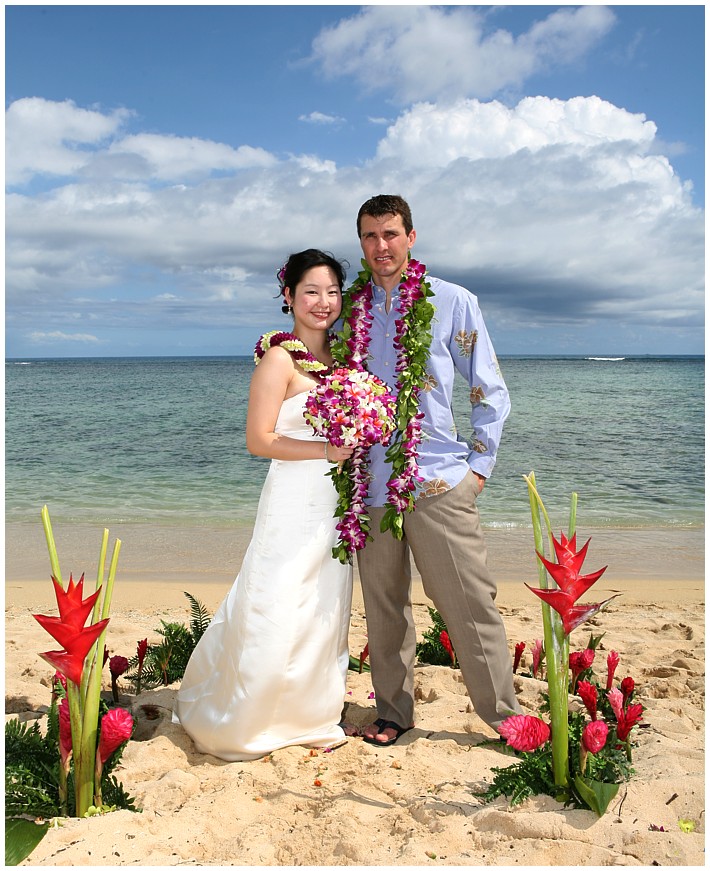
[5,522,705,866]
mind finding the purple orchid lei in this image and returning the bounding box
[332,257,435,543]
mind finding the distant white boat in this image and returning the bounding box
[586,356,625,361]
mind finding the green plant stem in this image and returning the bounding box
[525,473,570,798]
[78,537,122,817]
[41,504,63,586]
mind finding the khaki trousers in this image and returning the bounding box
[356,471,522,731]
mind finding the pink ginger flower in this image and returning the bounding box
[577,680,598,721]
[582,720,609,753]
[513,641,525,673]
[531,639,543,678]
[498,714,551,752]
[97,707,134,764]
[607,688,624,721]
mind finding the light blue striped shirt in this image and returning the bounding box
[363,275,510,507]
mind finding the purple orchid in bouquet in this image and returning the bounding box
[488,474,643,816]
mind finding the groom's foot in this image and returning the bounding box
[362,717,413,747]
[338,721,360,737]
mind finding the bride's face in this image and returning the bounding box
[286,265,342,332]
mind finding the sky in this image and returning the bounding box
[5,3,705,358]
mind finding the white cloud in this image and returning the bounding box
[375,96,656,166]
[310,5,616,102]
[106,133,276,181]
[28,330,101,343]
[6,97,131,185]
[298,111,344,125]
[5,96,703,349]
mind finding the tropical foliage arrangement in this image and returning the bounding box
[6,507,137,865]
[416,607,458,667]
[482,473,645,816]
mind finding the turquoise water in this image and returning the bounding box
[5,355,704,530]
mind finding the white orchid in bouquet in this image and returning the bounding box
[482,473,645,816]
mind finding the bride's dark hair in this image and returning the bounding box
[278,249,347,314]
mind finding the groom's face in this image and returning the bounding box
[359,213,416,292]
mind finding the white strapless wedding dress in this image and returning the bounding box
[174,391,353,761]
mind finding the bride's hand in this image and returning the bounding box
[326,444,355,464]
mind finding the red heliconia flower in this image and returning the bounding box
[97,707,134,764]
[37,618,111,686]
[109,655,130,679]
[577,679,598,721]
[498,714,551,752]
[137,638,148,668]
[531,639,543,678]
[620,676,635,704]
[569,648,595,690]
[582,720,609,753]
[513,641,526,673]
[614,702,644,742]
[527,533,616,636]
[439,631,456,666]
[50,574,102,630]
[58,697,73,765]
[606,650,620,690]
[34,573,110,686]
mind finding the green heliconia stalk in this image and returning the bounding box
[524,474,571,798]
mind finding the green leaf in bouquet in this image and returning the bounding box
[573,774,619,817]
[5,818,50,866]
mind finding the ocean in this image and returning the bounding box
[5,355,704,533]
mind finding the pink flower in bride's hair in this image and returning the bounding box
[439,631,456,666]
[577,680,598,721]
[98,708,134,764]
[582,720,609,754]
[513,641,525,673]
[58,697,72,765]
[620,676,635,705]
[498,715,551,752]
[606,650,620,690]
[531,639,543,678]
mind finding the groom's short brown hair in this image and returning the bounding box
[357,194,414,237]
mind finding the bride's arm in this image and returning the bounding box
[245,346,352,463]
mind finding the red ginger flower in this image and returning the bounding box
[439,630,456,666]
[137,638,148,668]
[58,697,73,765]
[569,648,595,690]
[614,702,644,742]
[582,720,609,753]
[526,532,616,635]
[620,676,635,704]
[606,650,620,690]
[98,707,134,764]
[513,641,526,673]
[498,714,551,752]
[109,655,130,678]
[577,679,598,721]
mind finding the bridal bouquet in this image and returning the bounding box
[304,367,396,563]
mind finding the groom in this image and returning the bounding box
[352,194,522,746]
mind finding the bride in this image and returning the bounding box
[174,249,355,761]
